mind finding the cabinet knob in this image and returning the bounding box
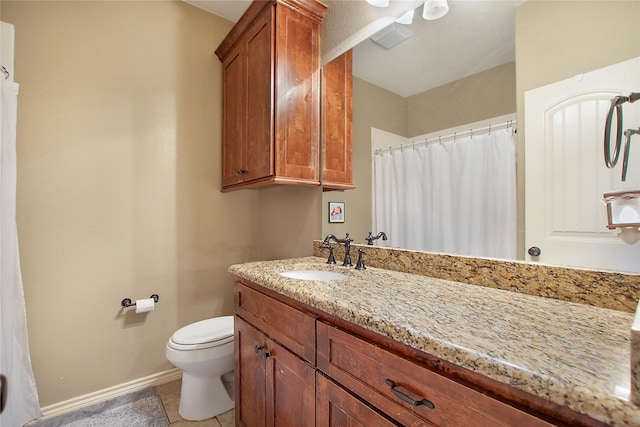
[236,168,247,175]
[254,345,270,359]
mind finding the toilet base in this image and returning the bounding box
[178,372,234,421]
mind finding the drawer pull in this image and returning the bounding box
[385,379,435,409]
[254,345,263,353]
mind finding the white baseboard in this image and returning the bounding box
[27,368,182,424]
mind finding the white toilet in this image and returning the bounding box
[165,315,235,421]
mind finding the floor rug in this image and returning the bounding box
[30,387,168,427]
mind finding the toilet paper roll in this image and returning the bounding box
[135,298,155,314]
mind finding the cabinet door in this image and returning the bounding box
[221,44,245,187]
[236,316,267,427]
[322,50,354,190]
[245,9,274,182]
[316,373,402,427]
[236,315,315,427]
[273,4,320,182]
[266,335,315,427]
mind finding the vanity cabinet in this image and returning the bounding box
[234,277,592,427]
[215,0,327,192]
[321,50,354,190]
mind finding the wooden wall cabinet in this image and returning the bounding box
[321,50,355,190]
[215,0,327,192]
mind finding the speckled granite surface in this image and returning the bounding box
[229,256,639,426]
[313,241,640,313]
[631,306,640,406]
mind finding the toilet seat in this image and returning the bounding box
[168,316,234,351]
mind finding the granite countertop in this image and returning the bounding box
[229,256,639,426]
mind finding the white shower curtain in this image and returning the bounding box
[373,127,516,259]
[0,78,42,425]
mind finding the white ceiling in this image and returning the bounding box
[186,0,521,97]
[185,0,253,22]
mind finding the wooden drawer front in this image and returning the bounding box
[235,281,315,363]
[317,373,405,427]
[317,322,553,427]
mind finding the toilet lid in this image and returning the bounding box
[170,316,234,346]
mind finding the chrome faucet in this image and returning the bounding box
[322,233,354,267]
[365,231,387,245]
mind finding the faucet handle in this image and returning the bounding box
[365,232,374,245]
[355,249,366,270]
[365,231,387,245]
[321,244,337,264]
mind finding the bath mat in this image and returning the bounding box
[30,387,168,427]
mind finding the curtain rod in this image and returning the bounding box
[374,120,517,155]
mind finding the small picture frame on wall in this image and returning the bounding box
[328,202,345,223]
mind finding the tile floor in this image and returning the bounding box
[155,379,235,427]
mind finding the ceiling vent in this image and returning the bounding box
[369,23,413,50]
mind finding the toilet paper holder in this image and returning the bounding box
[121,294,159,308]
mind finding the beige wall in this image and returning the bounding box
[1,0,263,407]
[323,64,515,244]
[408,62,516,137]
[258,186,322,260]
[515,0,640,258]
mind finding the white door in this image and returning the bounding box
[525,57,640,272]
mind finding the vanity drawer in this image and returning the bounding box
[317,322,553,427]
[234,281,315,363]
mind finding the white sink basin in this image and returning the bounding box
[279,270,347,281]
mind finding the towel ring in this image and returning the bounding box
[604,100,624,168]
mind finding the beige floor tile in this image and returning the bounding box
[156,379,182,395]
[157,379,236,427]
[155,379,182,424]
[215,409,235,427]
